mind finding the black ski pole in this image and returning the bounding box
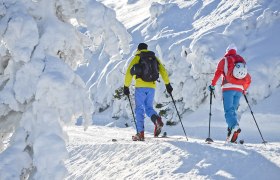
[243,94,267,144]
[206,90,214,143]
[127,94,138,133]
[169,93,188,140]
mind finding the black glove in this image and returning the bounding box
[166,83,173,94]
[123,86,130,96]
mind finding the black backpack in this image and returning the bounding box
[130,51,159,82]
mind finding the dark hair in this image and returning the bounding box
[137,43,148,50]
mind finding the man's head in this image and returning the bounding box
[226,43,237,53]
[137,43,148,50]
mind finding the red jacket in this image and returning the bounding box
[211,49,251,92]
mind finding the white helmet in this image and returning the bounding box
[233,63,247,79]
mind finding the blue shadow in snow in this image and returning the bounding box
[168,140,280,180]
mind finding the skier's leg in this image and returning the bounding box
[144,88,157,118]
[233,91,242,124]
[223,90,236,130]
[143,88,163,136]
[135,88,145,133]
[224,90,242,142]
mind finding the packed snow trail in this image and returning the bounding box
[65,126,280,180]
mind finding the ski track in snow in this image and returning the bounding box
[65,126,280,180]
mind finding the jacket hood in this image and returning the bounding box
[225,49,237,56]
[135,49,149,55]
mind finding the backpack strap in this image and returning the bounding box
[223,57,228,75]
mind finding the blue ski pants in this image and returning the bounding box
[135,88,158,133]
[223,90,242,130]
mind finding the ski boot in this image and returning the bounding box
[151,115,164,137]
[132,131,145,141]
[227,126,241,143]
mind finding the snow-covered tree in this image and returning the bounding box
[100,0,280,123]
[0,0,131,178]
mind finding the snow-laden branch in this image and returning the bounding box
[0,0,131,178]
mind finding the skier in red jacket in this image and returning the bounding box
[209,44,251,143]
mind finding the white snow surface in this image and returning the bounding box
[65,125,280,180]
[0,0,280,179]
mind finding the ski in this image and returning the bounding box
[225,139,245,145]
[111,132,185,142]
[153,132,185,140]
[206,139,245,145]
[155,131,167,138]
[131,135,145,141]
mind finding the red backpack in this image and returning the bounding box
[223,55,249,85]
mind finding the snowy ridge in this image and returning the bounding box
[65,126,280,179]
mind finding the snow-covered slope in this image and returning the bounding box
[65,126,280,180]
[89,0,280,125]
[91,0,280,138]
